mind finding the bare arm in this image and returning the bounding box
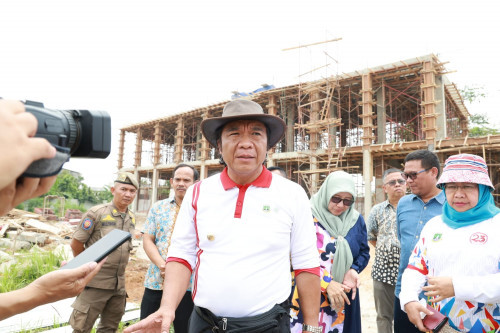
[0,260,105,320]
[70,238,85,257]
[124,261,191,333]
[143,233,165,276]
[295,271,321,327]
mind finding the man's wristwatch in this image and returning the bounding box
[302,324,322,333]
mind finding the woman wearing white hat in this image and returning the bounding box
[400,154,500,332]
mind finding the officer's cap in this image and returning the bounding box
[114,172,139,189]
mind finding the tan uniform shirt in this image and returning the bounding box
[73,202,135,290]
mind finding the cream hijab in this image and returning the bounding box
[310,171,359,283]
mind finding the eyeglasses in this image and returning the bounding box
[444,184,478,193]
[403,168,431,180]
[330,196,355,207]
[385,179,406,186]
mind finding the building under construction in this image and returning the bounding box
[118,54,500,214]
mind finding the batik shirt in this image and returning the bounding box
[400,214,500,332]
[368,200,400,285]
[143,198,183,290]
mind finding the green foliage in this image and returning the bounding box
[460,85,486,103]
[468,113,500,137]
[0,249,66,293]
[459,86,499,138]
[17,170,113,214]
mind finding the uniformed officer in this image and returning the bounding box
[69,172,139,333]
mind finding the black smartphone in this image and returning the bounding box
[61,229,131,270]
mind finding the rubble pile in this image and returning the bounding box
[0,209,76,267]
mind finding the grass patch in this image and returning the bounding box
[0,247,66,293]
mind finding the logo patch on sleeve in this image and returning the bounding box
[82,218,93,230]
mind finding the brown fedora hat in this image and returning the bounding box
[201,99,286,149]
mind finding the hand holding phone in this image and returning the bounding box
[62,229,131,270]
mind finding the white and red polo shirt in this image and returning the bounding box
[167,166,319,317]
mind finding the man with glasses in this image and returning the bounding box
[393,150,445,333]
[368,168,406,333]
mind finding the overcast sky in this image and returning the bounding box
[1,0,499,187]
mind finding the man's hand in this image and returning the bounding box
[124,306,175,333]
[342,268,361,300]
[326,280,351,310]
[0,176,57,215]
[28,259,105,305]
[0,100,56,190]
[404,301,434,332]
[423,276,455,303]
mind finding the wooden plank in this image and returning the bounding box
[24,219,61,235]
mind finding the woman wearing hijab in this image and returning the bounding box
[290,171,370,333]
[400,154,500,332]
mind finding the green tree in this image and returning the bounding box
[17,170,113,213]
[460,85,499,137]
[468,113,500,137]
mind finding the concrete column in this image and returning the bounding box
[134,128,142,168]
[435,75,447,139]
[329,102,337,147]
[151,168,159,205]
[376,85,386,144]
[267,95,278,165]
[310,91,321,193]
[421,60,437,149]
[117,130,125,170]
[363,149,373,216]
[174,117,184,163]
[153,123,161,165]
[374,158,385,204]
[133,170,140,212]
[361,74,374,214]
[286,102,295,152]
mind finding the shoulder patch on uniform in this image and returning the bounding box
[82,218,93,230]
[102,214,116,222]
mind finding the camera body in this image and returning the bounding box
[24,100,111,158]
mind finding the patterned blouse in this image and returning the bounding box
[367,200,400,285]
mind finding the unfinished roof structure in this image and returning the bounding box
[118,54,500,214]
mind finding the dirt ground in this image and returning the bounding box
[125,257,149,304]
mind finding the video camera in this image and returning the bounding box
[23,100,111,177]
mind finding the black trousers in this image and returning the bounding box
[140,288,194,333]
[393,296,420,333]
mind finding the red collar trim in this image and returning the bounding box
[220,166,272,190]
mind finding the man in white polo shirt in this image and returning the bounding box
[125,99,321,333]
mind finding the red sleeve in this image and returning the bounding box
[294,267,320,277]
[166,257,193,273]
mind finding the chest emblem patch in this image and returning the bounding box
[263,205,271,213]
[102,214,116,222]
[470,232,488,245]
[82,218,93,230]
[432,233,442,242]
